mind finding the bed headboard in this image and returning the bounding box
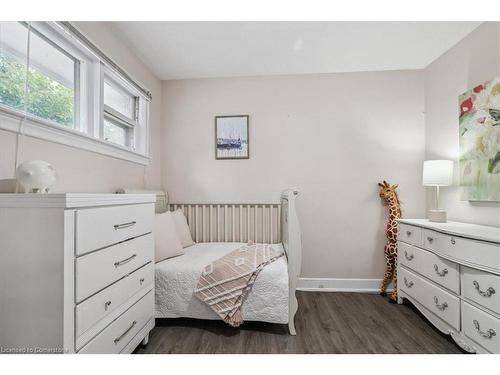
[168,202,282,244]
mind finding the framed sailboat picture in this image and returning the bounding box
[215,115,249,159]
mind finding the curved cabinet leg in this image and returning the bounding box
[289,317,297,335]
[288,290,298,336]
[141,333,149,346]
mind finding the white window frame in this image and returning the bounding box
[0,21,151,165]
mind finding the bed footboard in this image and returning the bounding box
[281,188,302,335]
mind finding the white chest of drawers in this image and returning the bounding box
[0,193,156,354]
[397,219,500,354]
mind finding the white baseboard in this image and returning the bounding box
[297,278,394,293]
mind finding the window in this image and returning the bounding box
[103,74,138,147]
[103,118,128,146]
[0,22,76,128]
[104,79,136,120]
[0,22,151,164]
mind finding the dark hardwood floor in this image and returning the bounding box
[134,292,465,354]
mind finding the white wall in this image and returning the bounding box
[424,22,500,227]
[161,71,426,279]
[0,22,162,193]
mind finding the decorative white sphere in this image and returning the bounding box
[16,160,57,194]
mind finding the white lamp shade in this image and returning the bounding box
[422,160,454,186]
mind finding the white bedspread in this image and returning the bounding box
[155,242,289,324]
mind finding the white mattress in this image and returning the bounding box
[155,242,289,324]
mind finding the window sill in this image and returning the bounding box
[0,110,150,166]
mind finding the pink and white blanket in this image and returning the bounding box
[194,242,284,327]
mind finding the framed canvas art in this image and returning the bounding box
[459,78,500,201]
[215,115,249,160]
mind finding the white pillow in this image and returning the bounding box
[171,209,195,248]
[154,212,184,263]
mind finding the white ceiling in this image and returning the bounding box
[110,22,481,80]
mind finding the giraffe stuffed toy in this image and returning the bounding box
[378,180,402,302]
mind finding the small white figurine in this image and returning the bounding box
[16,160,57,193]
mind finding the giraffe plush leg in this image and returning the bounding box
[390,258,398,302]
[380,246,393,296]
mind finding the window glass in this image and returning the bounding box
[103,118,127,146]
[104,79,135,120]
[0,22,75,127]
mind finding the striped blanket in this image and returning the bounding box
[194,242,284,327]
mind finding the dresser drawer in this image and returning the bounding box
[462,301,500,353]
[422,229,448,254]
[461,266,500,315]
[398,242,459,293]
[79,290,154,354]
[76,234,154,302]
[399,267,460,330]
[76,262,154,338]
[76,203,154,256]
[398,224,423,247]
[423,229,500,273]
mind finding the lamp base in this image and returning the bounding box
[428,210,447,223]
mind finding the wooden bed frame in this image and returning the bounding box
[144,188,302,335]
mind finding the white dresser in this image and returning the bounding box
[397,219,500,353]
[0,194,156,354]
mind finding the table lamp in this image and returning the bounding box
[422,160,454,223]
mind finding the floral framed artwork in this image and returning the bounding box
[459,78,500,201]
[215,115,249,160]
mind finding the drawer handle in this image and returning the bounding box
[450,237,456,245]
[427,236,434,243]
[140,277,145,285]
[104,301,112,310]
[433,296,448,311]
[473,281,496,297]
[114,254,137,267]
[433,264,448,277]
[113,320,137,344]
[473,320,496,339]
[406,231,412,236]
[404,277,414,288]
[404,251,414,261]
[113,221,137,230]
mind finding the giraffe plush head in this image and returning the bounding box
[378,180,399,202]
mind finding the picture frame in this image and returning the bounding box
[459,77,500,201]
[215,115,249,160]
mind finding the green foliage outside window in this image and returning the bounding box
[0,52,74,127]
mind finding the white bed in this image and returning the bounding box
[153,188,302,334]
[155,242,289,323]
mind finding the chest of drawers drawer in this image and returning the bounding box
[461,266,500,315]
[76,233,154,302]
[79,290,154,354]
[423,229,500,273]
[398,223,423,247]
[462,300,500,353]
[399,267,460,330]
[76,203,154,256]
[76,262,154,339]
[399,242,459,293]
